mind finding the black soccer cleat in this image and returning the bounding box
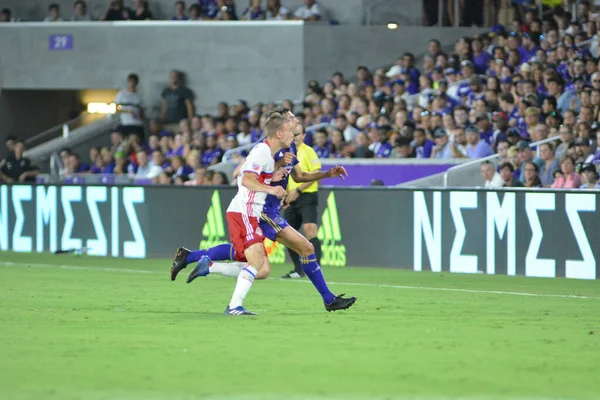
[170,247,191,281]
[281,270,306,279]
[325,294,357,312]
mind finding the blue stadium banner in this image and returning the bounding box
[1,185,598,280]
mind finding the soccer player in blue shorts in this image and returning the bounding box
[171,108,356,312]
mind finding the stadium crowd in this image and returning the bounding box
[2,1,600,189]
[0,0,323,23]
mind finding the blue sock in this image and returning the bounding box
[300,254,335,304]
[186,244,234,264]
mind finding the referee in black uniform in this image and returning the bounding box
[282,125,323,279]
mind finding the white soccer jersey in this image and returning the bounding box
[227,142,274,217]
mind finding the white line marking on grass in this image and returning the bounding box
[0,261,158,274]
[1,261,597,300]
[287,280,597,300]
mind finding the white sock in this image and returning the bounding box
[228,265,257,309]
[210,262,245,278]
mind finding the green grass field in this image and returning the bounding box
[0,252,599,400]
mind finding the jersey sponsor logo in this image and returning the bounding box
[317,192,347,267]
[199,190,228,250]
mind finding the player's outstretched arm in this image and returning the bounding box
[291,164,348,182]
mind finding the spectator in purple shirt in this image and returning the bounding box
[466,126,494,159]
[519,32,539,63]
[241,0,265,20]
[172,1,188,20]
[320,98,336,124]
[201,134,223,166]
[63,153,87,175]
[369,126,393,158]
[471,37,491,75]
[475,112,494,143]
[412,128,434,159]
[199,0,219,19]
[312,130,330,158]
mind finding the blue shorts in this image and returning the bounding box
[259,210,289,241]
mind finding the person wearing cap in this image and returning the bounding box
[574,137,594,164]
[552,155,582,188]
[519,32,540,63]
[480,160,504,188]
[499,162,524,187]
[516,140,543,183]
[579,163,600,188]
[430,128,452,159]
[466,125,494,159]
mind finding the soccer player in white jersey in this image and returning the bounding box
[221,112,291,315]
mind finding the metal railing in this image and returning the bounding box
[24,112,113,150]
[442,135,562,187]
[221,122,331,162]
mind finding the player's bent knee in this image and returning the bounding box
[256,262,271,279]
[298,241,314,257]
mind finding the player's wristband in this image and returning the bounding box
[296,188,302,194]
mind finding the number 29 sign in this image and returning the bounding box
[49,35,74,51]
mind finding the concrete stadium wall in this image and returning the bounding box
[0,21,306,115]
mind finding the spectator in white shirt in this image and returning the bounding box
[72,1,91,21]
[115,73,145,140]
[334,114,359,143]
[133,151,153,179]
[294,0,320,22]
[44,3,64,22]
[481,160,504,187]
[266,0,288,20]
[236,120,252,146]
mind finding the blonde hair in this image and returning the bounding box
[264,113,289,138]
